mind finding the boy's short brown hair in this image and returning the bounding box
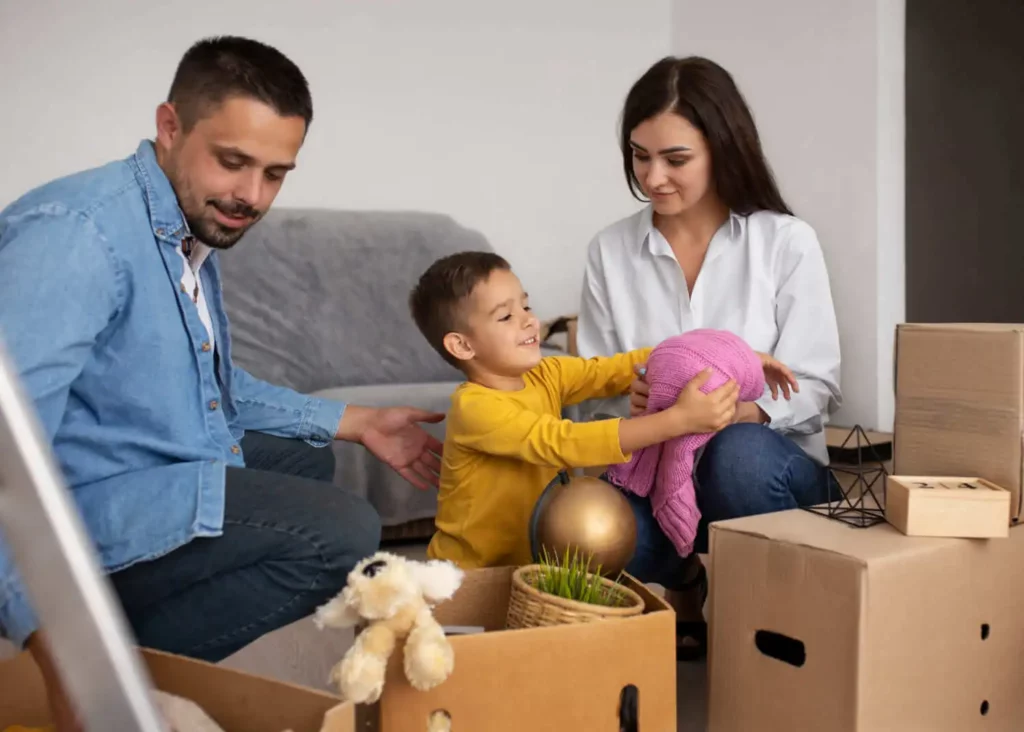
[409,251,511,368]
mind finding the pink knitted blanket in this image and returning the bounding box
[606,329,765,558]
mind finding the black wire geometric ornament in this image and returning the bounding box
[802,425,889,528]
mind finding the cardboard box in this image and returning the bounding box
[893,323,1024,524]
[365,566,676,732]
[886,475,1011,538]
[708,508,1024,732]
[0,647,352,732]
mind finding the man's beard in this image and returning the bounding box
[186,200,263,250]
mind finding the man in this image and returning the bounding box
[0,36,443,727]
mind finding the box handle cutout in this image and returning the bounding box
[619,684,638,732]
[980,701,990,716]
[755,630,806,667]
[428,709,451,731]
[981,624,990,640]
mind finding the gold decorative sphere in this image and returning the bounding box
[530,475,638,577]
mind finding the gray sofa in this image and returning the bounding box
[219,207,560,534]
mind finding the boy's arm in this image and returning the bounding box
[548,348,653,407]
[451,387,689,469]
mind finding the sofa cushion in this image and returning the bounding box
[219,209,490,393]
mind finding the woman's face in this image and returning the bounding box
[629,111,714,216]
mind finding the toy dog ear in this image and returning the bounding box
[408,560,464,604]
[314,586,361,630]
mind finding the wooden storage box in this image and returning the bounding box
[886,475,1011,538]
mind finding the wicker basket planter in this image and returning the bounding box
[505,564,645,630]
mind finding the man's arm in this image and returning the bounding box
[229,365,345,445]
[0,206,123,647]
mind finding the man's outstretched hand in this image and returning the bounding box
[337,405,445,490]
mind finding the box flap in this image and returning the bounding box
[711,509,965,564]
[893,324,1024,521]
[0,648,351,732]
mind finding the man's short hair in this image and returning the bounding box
[168,36,313,131]
[409,251,511,368]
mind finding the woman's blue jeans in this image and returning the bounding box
[620,423,835,590]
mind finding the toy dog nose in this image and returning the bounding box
[362,559,388,578]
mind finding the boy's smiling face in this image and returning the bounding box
[444,268,543,384]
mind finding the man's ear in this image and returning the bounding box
[443,332,474,363]
[155,102,184,152]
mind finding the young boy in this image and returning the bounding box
[408,251,749,570]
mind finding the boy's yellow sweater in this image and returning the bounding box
[427,349,651,569]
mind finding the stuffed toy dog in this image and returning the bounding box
[314,551,464,705]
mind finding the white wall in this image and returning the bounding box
[0,0,670,321]
[672,0,905,431]
[1,0,903,431]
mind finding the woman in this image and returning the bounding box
[576,56,842,661]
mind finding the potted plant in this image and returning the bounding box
[505,546,645,630]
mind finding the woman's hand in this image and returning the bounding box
[628,364,649,417]
[755,352,800,400]
[670,369,739,434]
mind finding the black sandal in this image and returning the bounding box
[675,562,709,663]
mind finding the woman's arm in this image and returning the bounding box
[576,237,621,359]
[756,221,842,433]
[575,240,634,420]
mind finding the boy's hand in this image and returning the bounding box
[670,369,739,434]
[755,352,800,400]
[628,364,649,417]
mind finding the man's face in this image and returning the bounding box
[155,96,306,248]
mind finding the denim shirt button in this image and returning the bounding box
[201,342,212,353]
[230,445,241,455]
[208,400,219,411]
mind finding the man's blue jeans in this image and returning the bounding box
[623,423,836,590]
[109,432,381,662]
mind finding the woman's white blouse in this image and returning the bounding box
[576,205,842,466]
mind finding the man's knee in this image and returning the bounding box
[309,489,382,591]
[304,444,337,483]
[240,432,337,482]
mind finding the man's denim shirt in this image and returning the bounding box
[0,140,346,647]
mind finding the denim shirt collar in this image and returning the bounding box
[129,139,191,245]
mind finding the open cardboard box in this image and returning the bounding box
[0,647,353,732]
[362,565,677,732]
